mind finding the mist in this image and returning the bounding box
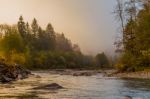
[0,0,118,55]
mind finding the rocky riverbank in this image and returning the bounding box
[0,62,31,83]
[107,71,150,79]
[34,69,102,76]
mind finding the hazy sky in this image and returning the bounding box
[0,0,118,55]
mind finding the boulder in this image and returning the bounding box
[0,75,13,83]
[73,72,92,76]
[0,63,31,83]
[35,75,41,78]
[33,83,63,90]
[124,96,132,99]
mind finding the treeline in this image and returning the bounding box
[0,16,110,69]
[115,0,150,72]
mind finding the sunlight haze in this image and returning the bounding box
[0,0,117,55]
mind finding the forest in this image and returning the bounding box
[115,0,150,72]
[0,16,110,69]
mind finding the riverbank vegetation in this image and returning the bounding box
[115,0,150,72]
[0,16,110,70]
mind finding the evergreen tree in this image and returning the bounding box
[45,23,56,50]
[56,33,72,52]
[37,27,48,51]
[95,53,109,68]
[17,16,27,40]
[31,18,39,38]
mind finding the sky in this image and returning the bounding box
[0,0,118,56]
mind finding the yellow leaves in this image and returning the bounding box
[141,49,150,57]
[115,63,125,71]
[10,53,26,65]
[0,50,26,65]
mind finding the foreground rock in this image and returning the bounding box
[0,62,31,83]
[33,83,63,90]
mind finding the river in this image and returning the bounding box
[0,71,150,99]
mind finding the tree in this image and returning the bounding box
[114,0,126,53]
[37,27,51,51]
[114,0,138,53]
[45,23,56,50]
[56,33,72,52]
[17,16,27,40]
[31,18,39,38]
[73,44,81,53]
[17,16,28,45]
[0,25,25,64]
[95,53,109,68]
[115,0,125,33]
[115,0,150,71]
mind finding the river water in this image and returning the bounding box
[0,71,150,99]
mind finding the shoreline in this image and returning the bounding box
[108,71,150,79]
[33,69,103,76]
[15,68,150,80]
[33,69,150,79]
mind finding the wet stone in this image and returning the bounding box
[33,83,63,90]
[0,63,31,83]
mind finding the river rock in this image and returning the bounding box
[124,96,132,99]
[35,75,41,78]
[0,75,13,83]
[73,72,92,76]
[0,62,31,83]
[33,83,63,90]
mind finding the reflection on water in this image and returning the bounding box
[0,71,150,99]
